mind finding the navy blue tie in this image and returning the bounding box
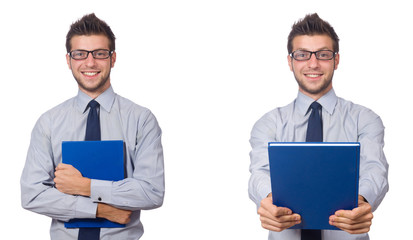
[302,101,322,240]
[85,100,101,141]
[79,100,101,240]
[305,102,323,142]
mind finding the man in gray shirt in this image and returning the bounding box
[21,13,165,240]
[248,13,388,240]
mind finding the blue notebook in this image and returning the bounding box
[268,142,360,230]
[62,140,125,228]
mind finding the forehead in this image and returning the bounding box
[70,34,111,51]
[291,35,334,51]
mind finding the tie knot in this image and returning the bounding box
[310,101,321,111]
[88,100,100,109]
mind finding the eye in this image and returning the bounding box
[73,51,86,57]
[293,51,310,60]
[71,51,88,59]
[317,51,334,59]
[93,50,110,58]
[96,51,106,57]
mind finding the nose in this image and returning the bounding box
[84,53,97,67]
[307,53,320,68]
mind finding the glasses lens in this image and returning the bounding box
[93,50,111,59]
[316,50,334,60]
[292,50,311,61]
[71,50,88,60]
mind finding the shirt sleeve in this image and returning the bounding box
[90,110,165,211]
[248,112,276,208]
[20,113,97,222]
[357,109,389,211]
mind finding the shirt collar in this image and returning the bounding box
[296,88,337,116]
[75,86,116,113]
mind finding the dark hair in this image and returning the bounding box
[287,13,339,53]
[66,13,116,53]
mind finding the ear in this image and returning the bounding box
[287,54,293,72]
[334,53,340,70]
[110,51,117,68]
[66,54,72,70]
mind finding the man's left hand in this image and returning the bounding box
[54,163,91,196]
[329,195,373,234]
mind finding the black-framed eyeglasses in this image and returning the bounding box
[290,50,336,61]
[69,49,113,60]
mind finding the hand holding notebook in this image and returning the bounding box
[258,193,302,232]
[54,163,92,197]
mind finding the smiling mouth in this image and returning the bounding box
[305,73,322,78]
[82,71,99,77]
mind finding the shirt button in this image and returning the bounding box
[98,197,102,201]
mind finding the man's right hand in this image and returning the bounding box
[257,193,301,232]
[97,203,132,224]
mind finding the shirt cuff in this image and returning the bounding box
[258,183,272,201]
[359,184,376,210]
[75,196,98,219]
[90,179,113,203]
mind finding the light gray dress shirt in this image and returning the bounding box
[248,89,389,240]
[21,86,165,240]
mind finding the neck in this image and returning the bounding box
[299,85,332,101]
[79,82,111,99]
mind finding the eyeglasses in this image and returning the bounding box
[290,50,336,61]
[69,49,113,60]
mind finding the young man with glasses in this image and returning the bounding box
[248,13,388,240]
[21,13,165,240]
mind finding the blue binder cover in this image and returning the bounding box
[268,142,360,230]
[62,140,125,228]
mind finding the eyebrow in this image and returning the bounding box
[294,47,332,51]
[71,48,110,51]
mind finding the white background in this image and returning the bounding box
[1,0,411,239]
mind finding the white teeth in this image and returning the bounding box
[83,72,98,76]
[306,74,321,77]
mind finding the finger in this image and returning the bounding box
[273,206,294,217]
[260,215,301,232]
[54,168,67,177]
[53,177,60,184]
[259,204,294,219]
[276,213,301,223]
[259,207,301,224]
[334,209,360,220]
[54,170,66,180]
[55,163,70,170]
[329,219,372,234]
[260,197,292,216]
[330,212,373,227]
[258,206,279,221]
[335,204,372,220]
